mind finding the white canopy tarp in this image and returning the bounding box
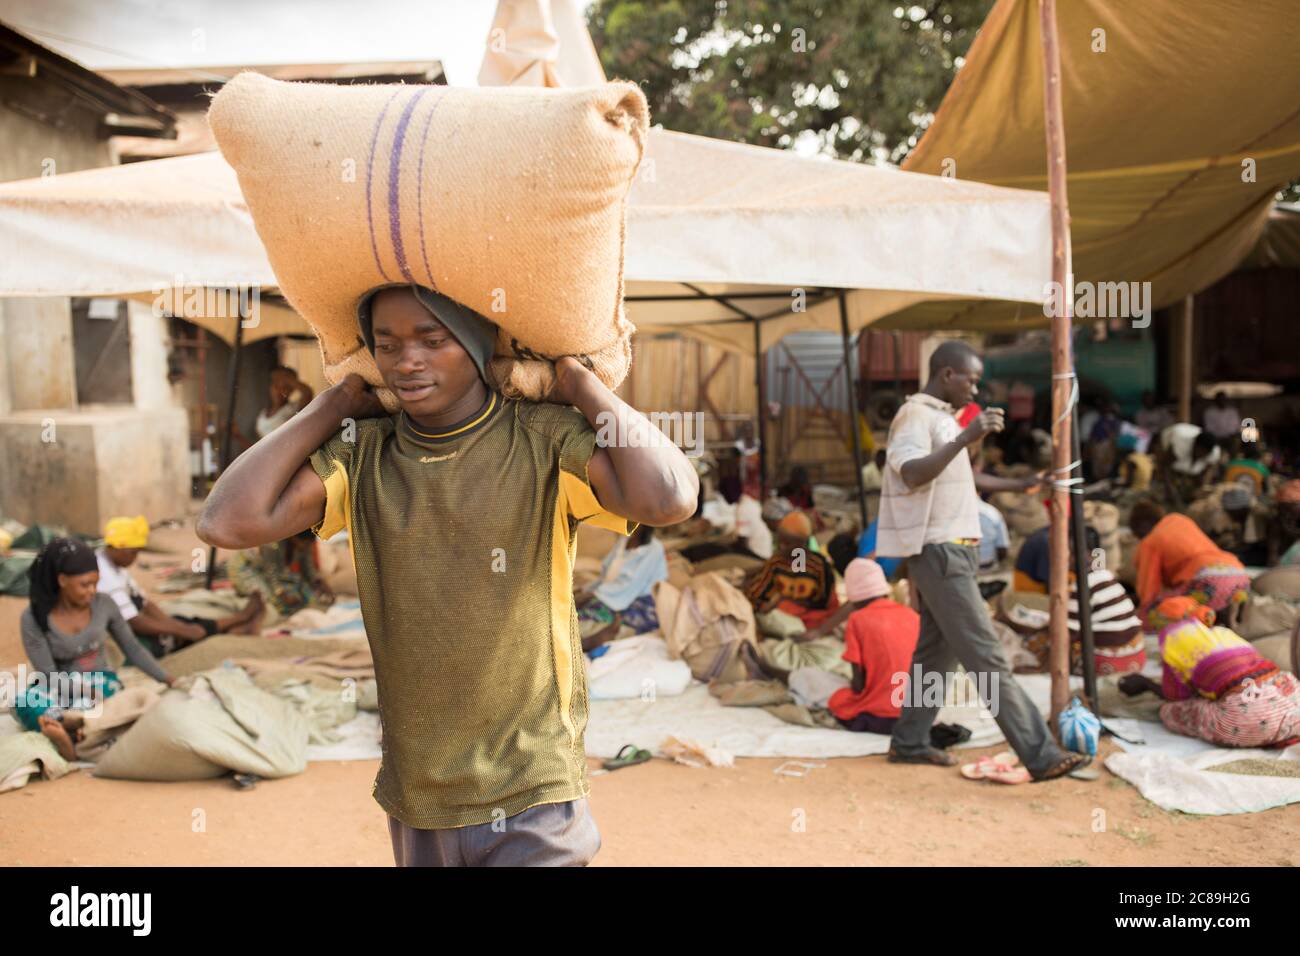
[0,127,1052,352]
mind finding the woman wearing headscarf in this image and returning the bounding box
[15,537,171,759]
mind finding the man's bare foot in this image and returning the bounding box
[38,715,77,761]
[230,592,266,635]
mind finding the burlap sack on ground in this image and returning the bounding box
[992,491,1049,537]
[1252,566,1300,601]
[654,572,762,684]
[208,73,647,406]
[1234,593,1299,641]
[95,667,308,781]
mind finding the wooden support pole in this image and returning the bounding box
[1040,0,1074,725]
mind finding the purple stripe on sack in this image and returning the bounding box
[415,91,449,289]
[365,88,404,282]
[387,87,432,282]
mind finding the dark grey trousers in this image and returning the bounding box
[388,798,601,867]
[890,543,1065,776]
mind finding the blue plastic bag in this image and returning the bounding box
[1058,695,1100,756]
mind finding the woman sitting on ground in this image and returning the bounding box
[1129,498,1250,628]
[1122,602,1299,748]
[15,537,173,760]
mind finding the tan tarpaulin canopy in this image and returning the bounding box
[885,0,1300,332]
[0,129,1052,352]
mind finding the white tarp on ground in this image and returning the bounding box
[1106,743,1300,817]
[582,683,1002,761]
[0,131,1051,352]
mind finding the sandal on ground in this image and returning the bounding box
[1032,752,1092,782]
[960,751,1021,781]
[887,746,958,767]
[602,744,653,771]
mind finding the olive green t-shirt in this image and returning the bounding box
[309,393,632,829]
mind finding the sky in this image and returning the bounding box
[1,0,500,85]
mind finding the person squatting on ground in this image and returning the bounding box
[198,284,698,868]
[875,340,1089,781]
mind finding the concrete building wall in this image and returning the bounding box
[0,77,112,182]
[0,83,110,417]
[0,405,190,534]
[127,300,175,410]
[0,85,189,528]
[0,297,78,411]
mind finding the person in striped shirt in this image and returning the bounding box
[1021,525,1144,675]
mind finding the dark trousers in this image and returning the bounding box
[891,543,1065,776]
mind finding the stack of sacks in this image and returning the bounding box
[208,73,648,407]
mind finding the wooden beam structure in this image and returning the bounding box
[1039,0,1074,725]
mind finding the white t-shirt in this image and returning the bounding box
[95,548,143,622]
[255,400,302,438]
[878,393,981,558]
[735,494,774,559]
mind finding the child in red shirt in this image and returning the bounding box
[828,558,921,734]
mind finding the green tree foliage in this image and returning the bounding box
[588,0,994,164]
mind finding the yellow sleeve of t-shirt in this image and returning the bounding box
[313,461,351,540]
[559,469,634,536]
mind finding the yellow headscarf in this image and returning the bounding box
[104,515,150,549]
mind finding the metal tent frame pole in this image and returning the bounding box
[838,291,869,530]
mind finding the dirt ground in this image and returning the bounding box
[3,519,1297,867]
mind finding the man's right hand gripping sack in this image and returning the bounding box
[208,72,647,407]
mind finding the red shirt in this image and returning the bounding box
[827,599,921,721]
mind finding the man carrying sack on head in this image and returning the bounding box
[202,73,688,865]
[198,285,698,866]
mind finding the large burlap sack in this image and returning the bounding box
[992,491,1048,537]
[655,573,763,684]
[208,73,648,407]
[1252,566,1300,601]
[1234,593,1300,641]
[95,667,309,781]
